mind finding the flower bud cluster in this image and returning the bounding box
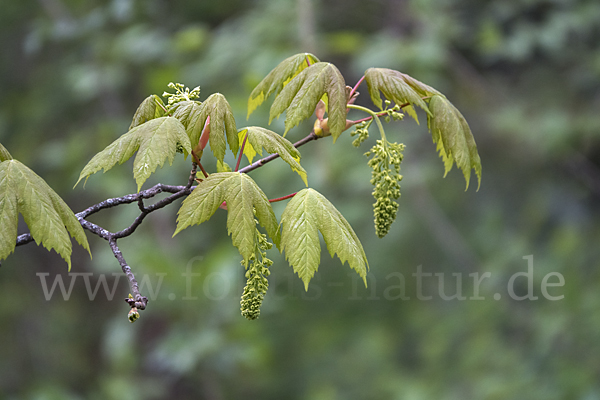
[383,100,404,123]
[365,139,405,238]
[240,227,273,320]
[163,82,201,106]
[350,120,372,147]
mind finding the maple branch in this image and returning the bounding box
[15,183,190,246]
[14,128,324,315]
[16,130,320,247]
[77,184,183,221]
[238,131,319,174]
[137,198,147,213]
[14,170,198,313]
[15,234,34,246]
[187,163,198,189]
[16,129,320,247]
[113,165,198,239]
[109,238,148,310]
[113,188,191,239]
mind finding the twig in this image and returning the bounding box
[14,127,323,314]
[137,198,147,213]
[187,163,198,189]
[77,183,182,220]
[15,234,35,247]
[16,131,319,249]
[238,131,319,174]
[112,188,191,239]
[109,238,148,310]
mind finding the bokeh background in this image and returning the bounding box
[1,0,600,398]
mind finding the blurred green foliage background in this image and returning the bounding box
[1,0,600,398]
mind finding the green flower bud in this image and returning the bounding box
[128,308,140,323]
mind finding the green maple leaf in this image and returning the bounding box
[171,100,203,129]
[0,159,90,268]
[364,68,441,124]
[76,117,191,191]
[174,172,279,261]
[187,93,238,162]
[269,62,347,141]
[248,53,320,118]
[129,95,166,130]
[238,127,307,186]
[216,160,232,172]
[280,188,368,290]
[0,142,12,162]
[398,72,441,97]
[427,95,482,190]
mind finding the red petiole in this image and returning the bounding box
[218,191,297,211]
[235,131,248,172]
[348,75,365,102]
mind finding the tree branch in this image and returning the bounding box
[14,128,322,316]
[109,238,148,310]
[16,132,320,246]
[238,131,319,174]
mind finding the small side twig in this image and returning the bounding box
[238,131,319,174]
[109,238,148,310]
[112,189,191,239]
[137,198,147,213]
